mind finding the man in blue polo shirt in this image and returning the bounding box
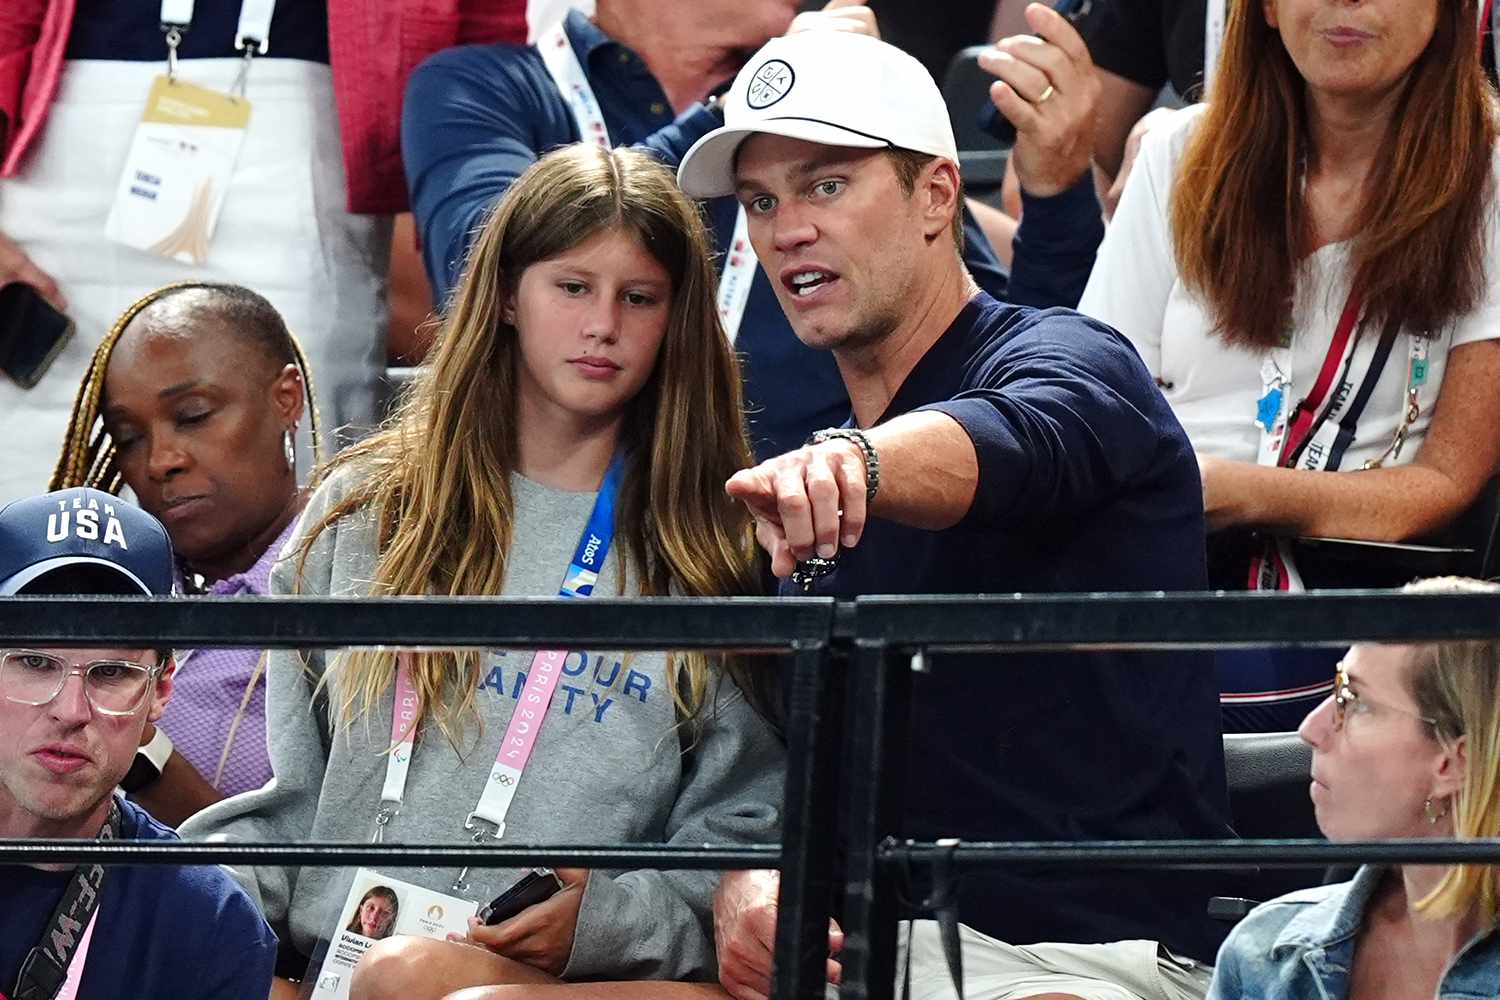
[0,488,275,1000]
[682,31,1231,1000]
[400,0,1104,460]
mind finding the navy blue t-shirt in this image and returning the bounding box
[401,11,1102,460]
[792,294,1234,962]
[0,797,276,1000]
[65,0,330,64]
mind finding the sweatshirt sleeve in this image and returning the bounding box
[1007,176,1105,310]
[919,312,1175,529]
[561,675,786,982]
[177,476,348,939]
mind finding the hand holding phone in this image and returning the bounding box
[478,868,565,926]
[0,282,75,389]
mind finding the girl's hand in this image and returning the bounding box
[450,869,589,976]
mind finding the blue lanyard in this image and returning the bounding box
[559,451,625,598]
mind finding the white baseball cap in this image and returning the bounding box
[676,31,959,200]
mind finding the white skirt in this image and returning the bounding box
[0,57,390,504]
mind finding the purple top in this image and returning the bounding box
[157,519,298,799]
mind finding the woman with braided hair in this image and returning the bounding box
[52,281,320,825]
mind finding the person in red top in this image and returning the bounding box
[0,0,525,505]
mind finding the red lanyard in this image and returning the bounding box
[1278,292,1362,466]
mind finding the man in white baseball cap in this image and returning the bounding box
[676,29,961,203]
[691,29,1230,1000]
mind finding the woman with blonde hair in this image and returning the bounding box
[1078,0,1500,730]
[181,144,783,997]
[1208,576,1500,999]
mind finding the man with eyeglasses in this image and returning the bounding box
[0,487,275,1000]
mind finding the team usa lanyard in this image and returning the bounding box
[372,453,625,894]
[8,802,121,1000]
[1249,292,1428,590]
[536,22,758,343]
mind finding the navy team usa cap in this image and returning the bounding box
[0,488,175,596]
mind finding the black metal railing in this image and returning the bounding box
[4,590,1500,1000]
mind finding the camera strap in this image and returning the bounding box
[11,800,121,1000]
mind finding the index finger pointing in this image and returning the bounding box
[726,468,780,515]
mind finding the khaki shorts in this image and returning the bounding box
[827,921,1212,1000]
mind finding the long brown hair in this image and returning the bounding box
[300,144,761,744]
[1171,0,1496,347]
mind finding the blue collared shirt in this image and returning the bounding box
[402,11,1104,459]
[1208,866,1500,1000]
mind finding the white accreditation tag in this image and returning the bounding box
[717,209,756,345]
[302,869,478,1000]
[104,76,251,265]
[104,0,274,265]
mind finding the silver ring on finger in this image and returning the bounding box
[1036,84,1056,104]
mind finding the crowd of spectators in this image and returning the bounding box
[4,0,1500,998]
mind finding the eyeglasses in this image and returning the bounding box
[1331,664,1438,733]
[0,649,162,717]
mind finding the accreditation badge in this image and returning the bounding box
[103,75,250,266]
[300,868,478,1000]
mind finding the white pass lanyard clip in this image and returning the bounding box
[374,453,626,893]
[536,22,757,343]
[159,0,276,92]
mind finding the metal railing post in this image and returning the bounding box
[772,643,845,999]
[838,642,907,1000]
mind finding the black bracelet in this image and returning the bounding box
[810,428,879,504]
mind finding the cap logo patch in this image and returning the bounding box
[48,498,129,551]
[746,60,795,110]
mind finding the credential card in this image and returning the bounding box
[302,868,478,1000]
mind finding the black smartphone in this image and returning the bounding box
[984,0,1092,147]
[479,868,564,926]
[0,282,74,389]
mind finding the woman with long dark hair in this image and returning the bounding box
[1080,0,1500,729]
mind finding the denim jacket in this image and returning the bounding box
[1207,866,1500,1000]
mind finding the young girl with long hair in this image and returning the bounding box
[181,144,783,997]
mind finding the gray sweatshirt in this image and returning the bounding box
[180,468,785,981]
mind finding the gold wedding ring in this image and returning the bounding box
[1037,84,1056,104]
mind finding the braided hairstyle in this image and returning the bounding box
[51,282,322,493]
